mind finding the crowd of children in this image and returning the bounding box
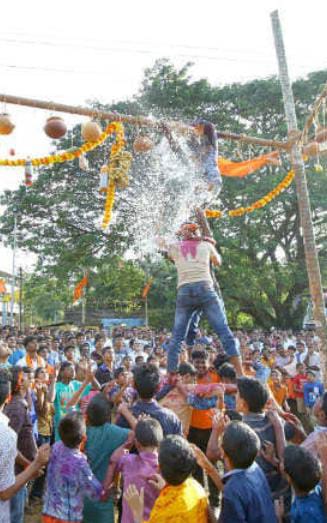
[0,324,326,523]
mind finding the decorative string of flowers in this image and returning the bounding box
[100,123,132,230]
[205,169,295,219]
[0,122,120,167]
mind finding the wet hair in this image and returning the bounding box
[284,445,321,492]
[213,352,229,371]
[0,370,10,407]
[86,393,111,426]
[191,348,208,361]
[135,418,163,448]
[114,367,126,379]
[23,335,37,348]
[35,367,46,379]
[237,377,269,413]
[225,409,242,422]
[9,366,24,395]
[178,362,196,376]
[59,412,85,448]
[133,364,160,400]
[222,422,260,468]
[192,119,217,147]
[218,363,236,381]
[159,435,196,485]
[64,345,75,353]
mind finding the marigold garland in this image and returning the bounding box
[0,122,121,167]
[205,169,295,219]
[102,179,116,229]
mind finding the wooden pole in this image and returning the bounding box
[0,92,289,150]
[271,10,327,385]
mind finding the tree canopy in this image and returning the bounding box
[1,61,326,328]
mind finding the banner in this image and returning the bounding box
[73,274,88,303]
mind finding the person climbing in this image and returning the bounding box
[158,222,243,377]
[190,118,222,194]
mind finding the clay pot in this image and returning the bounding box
[0,113,15,135]
[44,116,67,139]
[81,121,102,142]
[315,127,327,144]
[303,141,319,157]
[133,136,154,153]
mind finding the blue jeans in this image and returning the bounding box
[10,486,26,523]
[167,281,239,372]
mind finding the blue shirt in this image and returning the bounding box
[291,485,327,523]
[116,399,183,436]
[219,462,277,523]
[8,348,25,365]
[303,382,324,408]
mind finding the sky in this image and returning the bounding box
[0,0,326,273]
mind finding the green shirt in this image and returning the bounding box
[83,423,130,523]
[54,380,91,440]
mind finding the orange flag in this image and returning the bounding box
[73,274,88,303]
[142,278,153,299]
[218,151,280,178]
[0,279,6,294]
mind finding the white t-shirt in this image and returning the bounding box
[0,413,17,523]
[168,241,220,288]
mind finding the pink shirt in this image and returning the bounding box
[117,451,159,522]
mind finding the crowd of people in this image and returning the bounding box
[0,324,326,523]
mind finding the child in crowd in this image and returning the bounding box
[303,370,324,411]
[0,341,11,368]
[236,377,291,517]
[124,435,209,523]
[191,118,222,194]
[83,394,132,523]
[292,363,308,415]
[43,413,104,523]
[51,362,93,440]
[108,367,136,410]
[217,362,237,410]
[104,417,163,523]
[269,369,290,410]
[283,445,327,523]
[95,347,115,385]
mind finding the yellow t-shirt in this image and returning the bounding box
[146,477,208,523]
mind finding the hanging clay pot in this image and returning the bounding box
[133,136,154,153]
[0,113,15,135]
[81,121,102,142]
[44,116,67,139]
[315,127,327,144]
[303,141,319,157]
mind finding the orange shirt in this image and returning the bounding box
[190,371,219,430]
[269,380,288,406]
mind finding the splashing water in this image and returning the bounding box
[120,136,217,258]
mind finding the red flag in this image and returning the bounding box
[141,278,153,299]
[73,274,88,302]
[0,279,7,294]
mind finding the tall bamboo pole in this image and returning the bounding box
[271,10,327,384]
[0,93,289,150]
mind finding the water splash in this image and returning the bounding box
[120,135,216,258]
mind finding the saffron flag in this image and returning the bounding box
[218,151,280,177]
[0,279,6,294]
[73,274,88,303]
[142,278,153,299]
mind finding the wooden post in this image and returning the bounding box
[0,92,289,150]
[271,10,327,384]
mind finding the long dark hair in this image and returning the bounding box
[192,118,217,147]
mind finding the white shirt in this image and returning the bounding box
[0,413,17,523]
[168,241,220,288]
[16,355,45,370]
